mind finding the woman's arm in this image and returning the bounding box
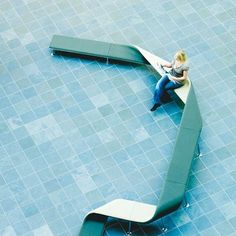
[162,62,172,68]
[170,70,188,82]
[157,61,172,68]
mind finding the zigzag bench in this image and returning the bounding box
[49,35,202,235]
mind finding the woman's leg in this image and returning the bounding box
[165,81,183,91]
[151,77,183,112]
[153,74,170,104]
[150,74,170,111]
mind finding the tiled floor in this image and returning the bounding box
[1,0,236,235]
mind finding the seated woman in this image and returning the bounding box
[150,50,189,111]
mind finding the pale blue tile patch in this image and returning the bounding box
[0,226,17,236]
[33,224,54,236]
[25,114,63,145]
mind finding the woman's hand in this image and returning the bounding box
[170,71,188,82]
[169,76,176,82]
[157,61,172,69]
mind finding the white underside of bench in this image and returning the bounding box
[90,199,156,223]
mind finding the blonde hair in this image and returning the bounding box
[175,50,187,62]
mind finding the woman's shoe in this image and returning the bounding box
[150,103,160,112]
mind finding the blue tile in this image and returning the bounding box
[47,101,63,113]
[215,221,235,236]
[86,133,102,148]
[0,175,5,186]
[45,151,62,165]
[22,174,41,188]
[4,141,22,155]
[104,166,123,181]
[203,180,221,195]
[26,214,45,231]
[6,208,25,225]
[79,99,95,112]
[0,98,11,110]
[18,137,35,150]
[198,197,217,213]
[193,216,212,232]
[22,203,39,218]
[1,197,18,212]
[2,168,20,183]
[20,111,37,123]
[226,185,236,201]
[13,221,31,235]
[34,106,50,118]
[207,209,225,225]
[229,216,236,230]
[30,157,48,171]
[98,104,114,117]
[50,189,68,205]
[179,222,198,235]
[48,219,68,235]
[125,144,143,157]
[22,87,37,99]
[112,150,129,164]
[192,185,209,202]
[30,185,47,200]
[0,132,16,145]
[35,196,54,211]
[23,146,41,160]
[91,173,109,187]
[1,106,18,119]
[44,179,61,193]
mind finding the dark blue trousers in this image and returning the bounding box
[154,74,183,104]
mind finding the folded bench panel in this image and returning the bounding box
[166,127,199,185]
[49,35,149,65]
[149,181,186,221]
[108,44,149,64]
[181,86,202,131]
[49,35,110,58]
[79,214,107,236]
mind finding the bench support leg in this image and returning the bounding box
[183,196,190,208]
[51,50,55,56]
[106,57,109,65]
[161,218,167,232]
[125,221,132,236]
[195,144,202,158]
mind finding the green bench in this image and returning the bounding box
[49,35,202,235]
[49,35,149,65]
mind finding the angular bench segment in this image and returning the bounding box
[166,127,199,185]
[108,44,149,64]
[149,181,186,221]
[49,35,149,65]
[49,35,110,58]
[79,214,107,236]
[181,86,202,130]
[92,199,156,223]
